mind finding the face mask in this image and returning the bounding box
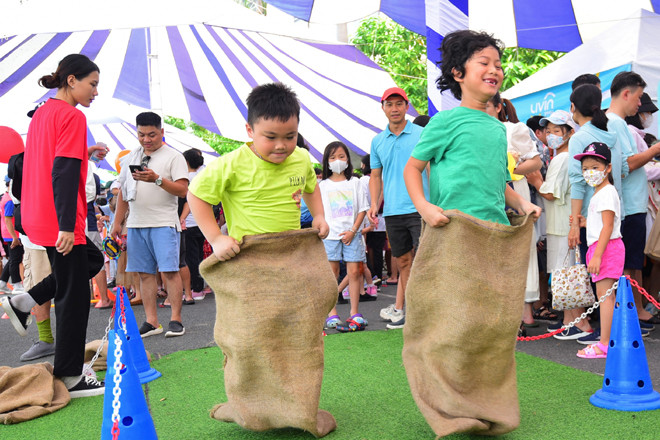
[546,133,564,151]
[329,160,348,174]
[640,113,653,129]
[583,169,607,187]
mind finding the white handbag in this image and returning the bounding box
[551,249,595,311]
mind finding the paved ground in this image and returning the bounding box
[1,283,659,389]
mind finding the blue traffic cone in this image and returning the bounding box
[114,287,161,384]
[101,330,158,439]
[590,276,660,411]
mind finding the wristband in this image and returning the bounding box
[349,228,356,234]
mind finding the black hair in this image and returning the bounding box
[571,74,600,91]
[321,141,353,181]
[136,112,162,128]
[610,71,646,98]
[625,113,643,130]
[38,54,99,90]
[246,82,300,126]
[412,115,431,127]
[183,148,204,169]
[296,132,309,151]
[570,84,608,131]
[436,30,503,100]
[526,115,543,132]
[361,154,371,175]
[489,92,519,123]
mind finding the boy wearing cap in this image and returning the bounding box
[607,72,660,325]
[367,87,428,328]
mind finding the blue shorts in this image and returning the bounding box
[323,237,365,263]
[126,227,180,274]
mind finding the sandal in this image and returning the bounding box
[324,315,341,329]
[533,306,558,321]
[336,316,366,333]
[577,342,608,359]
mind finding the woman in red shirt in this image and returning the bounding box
[1,54,107,397]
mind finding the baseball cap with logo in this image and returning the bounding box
[574,142,611,164]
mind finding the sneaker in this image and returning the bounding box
[165,320,185,338]
[641,328,650,338]
[191,290,206,300]
[372,276,381,286]
[577,328,601,345]
[366,284,378,298]
[11,282,25,294]
[639,320,655,331]
[341,287,349,300]
[67,375,105,398]
[380,304,404,322]
[386,316,405,329]
[139,322,163,338]
[546,321,562,332]
[0,296,32,336]
[20,340,55,361]
[553,327,593,340]
[0,280,11,294]
[324,315,341,329]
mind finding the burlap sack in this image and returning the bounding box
[402,210,533,438]
[0,363,70,424]
[199,229,337,438]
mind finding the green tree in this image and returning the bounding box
[351,17,428,114]
[165,116,243,155]
[500,48,564,91]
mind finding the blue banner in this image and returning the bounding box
[510,64,632,123]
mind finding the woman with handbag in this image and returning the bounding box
[574,142,625,359]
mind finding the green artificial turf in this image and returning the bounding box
[2,330,659,439]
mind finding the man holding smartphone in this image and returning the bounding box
[111,112,189,338]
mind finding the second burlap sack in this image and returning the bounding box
[199,229,338,438]
[402,210,533,438]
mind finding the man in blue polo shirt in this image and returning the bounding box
[368,87,428,329]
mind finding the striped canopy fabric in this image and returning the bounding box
[0,23,412,161]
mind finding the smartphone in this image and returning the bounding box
[129,164,145,173]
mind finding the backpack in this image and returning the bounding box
[7,152,24,235]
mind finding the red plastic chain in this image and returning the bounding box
[517,327,564,342]
[627,276,660,310]
[112,420,120,440]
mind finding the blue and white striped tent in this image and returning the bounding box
[266,0,660,114]
[0,1,413,160]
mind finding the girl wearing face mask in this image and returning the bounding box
[319,142,369,332]
[574,142,624,359]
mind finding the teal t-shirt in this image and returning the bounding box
[412,106,509,224]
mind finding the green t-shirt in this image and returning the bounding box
[189,144,316,240]
[412,106,509,224]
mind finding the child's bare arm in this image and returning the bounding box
[404,157,449,227]
[587,210,614,275]
[504,185,541,219]
[188,191,240,261]
[568,198,584,249]
[302,187,329,239]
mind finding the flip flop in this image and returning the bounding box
[577,342,608,359]
[183,299,195,305]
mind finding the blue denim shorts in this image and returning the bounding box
[126,227,180,274]
[323,237,365,262]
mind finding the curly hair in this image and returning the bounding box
[435,30,503,100]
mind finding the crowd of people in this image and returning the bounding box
[1,29,659,415]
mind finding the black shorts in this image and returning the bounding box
[621,212,646,270]
[384,213,422,258]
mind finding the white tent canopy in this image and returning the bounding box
[503,9,660,102]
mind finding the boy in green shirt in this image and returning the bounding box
[188,83,328,255]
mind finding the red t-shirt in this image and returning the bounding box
[22,99,89,247]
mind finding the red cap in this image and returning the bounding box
[381,87,409,103]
